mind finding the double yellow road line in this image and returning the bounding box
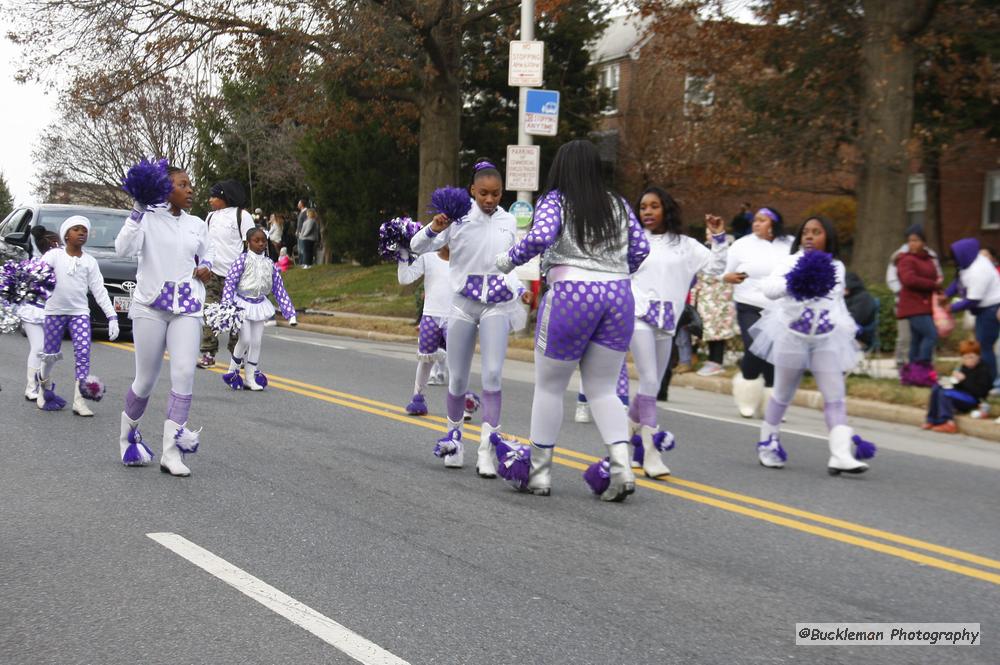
[99,340,1000,587]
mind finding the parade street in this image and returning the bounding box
[1,326,997,665]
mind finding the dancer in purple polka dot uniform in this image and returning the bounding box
[624,187,728,479]
[496,140,650,501]
[220,227,298,391]
[19,227,53,402]
[36,215,120,416]
[396,246,451,415]
[750,216,873,475]
[410,159,526,477]
[115,165,214,477]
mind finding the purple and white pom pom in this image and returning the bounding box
[253,370,268,388]
[0,300,20,334]
[852,434,877,460]
[583,457,611,495]
[1,258,56,306]
[785,251,837,301]
[377,216,422,262]
[222,370,244,390]
[433,429,462,458]
[653,430,676,452]
[122,158,173,207]
[78,375,106,401]
[464,391,480,414]
[203,302,245,336]
[428,186,472,223]
[492,433,530,490]
[173,426,200,454]
[122,427,154,466]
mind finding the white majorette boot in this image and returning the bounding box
[477,423,500,478]
[640,425,673,479]
[732,373,764,418]
[119,412,153,466]
[827,424,869,476]
[24,368,39,401]
[160,419,200,477]
[574,398,592,423]
[757,421,787,469]
[72,382,94,417]
[221,356,244,390]
[627,419,643,469]
[527,442,553,496]
[433,418,464,468]
[601,441,636,502]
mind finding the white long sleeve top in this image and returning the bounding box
[206,207,255,277]
[397,252,452,318]
[115,205,212,316]
[724,233,795,309]
[409,201,524,299]
[631,231,727,332]
[41,248,115,318]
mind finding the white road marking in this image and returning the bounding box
[660,405,826,441]
[272,333,347,350]
[147,532,409,665]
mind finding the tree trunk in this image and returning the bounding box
[416,2,463,220]
[417,76,462,220]
[851,0,935,283]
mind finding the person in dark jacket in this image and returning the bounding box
[896,225,942,371]
[845,272,878,348]
[925,339,992,433]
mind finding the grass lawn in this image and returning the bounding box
[282,263,418,318]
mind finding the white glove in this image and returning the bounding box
[129,202,147,222]
[397,248,410,262]
[289,316,298,327]
[107,318,120,341]
[496,251,514,274]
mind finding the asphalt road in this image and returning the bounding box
[1,326,997,665]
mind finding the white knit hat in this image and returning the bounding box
[60,215,91,242]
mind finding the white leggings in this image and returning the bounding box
[629,322,674,396]
[765,349,847,431]
[447,298,510,396]
[233,319,266,366]
[531,343,629,447]
[414,360,433,394]
[130,316,201,398]
[23,321,44,373]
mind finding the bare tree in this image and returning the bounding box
[32,81,196,207]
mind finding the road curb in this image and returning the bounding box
[280,321,1000,443]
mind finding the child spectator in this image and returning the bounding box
[925,339,992,433]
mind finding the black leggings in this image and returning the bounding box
[736,303,774,387]
[708,340,725,365]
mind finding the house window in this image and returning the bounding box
[983,171,1000,230]
[906,174,926,228]
[684,74,715,115]
[599,63,620,113]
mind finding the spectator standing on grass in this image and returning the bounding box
[730,202,752,239]
[895,226,942,382]
[299,208,320,269]
[887,225,942,369]
[693,226,736,377]
[295,198,308,264]
[267,213,284,261]
[198,180,255,369]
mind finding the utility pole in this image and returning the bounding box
[516,0,535,205]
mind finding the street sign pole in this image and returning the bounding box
[516,0,535,205]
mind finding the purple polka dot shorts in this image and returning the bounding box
[418,315,447,356]
[536,279,634,361]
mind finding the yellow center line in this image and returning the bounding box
[97,341,1000,585]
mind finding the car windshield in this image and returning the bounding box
[36,209,129,249]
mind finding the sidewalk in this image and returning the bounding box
[282,318,1000,445]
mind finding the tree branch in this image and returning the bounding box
[461,0,520,28]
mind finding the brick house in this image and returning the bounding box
[590,15,1000,257]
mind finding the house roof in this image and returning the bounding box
[590,14,650,65]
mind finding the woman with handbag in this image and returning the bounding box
[896,225,943,386]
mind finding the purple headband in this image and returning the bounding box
[757,207,778,223]
[473,161,496,172]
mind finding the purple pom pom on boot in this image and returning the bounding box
[406,394,428,416]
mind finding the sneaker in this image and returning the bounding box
[263,319,277,327]
[574,400,592,423]
[427,372,445,386]
[674,363,692,375]
[971,404,991,419]
[757,436,787,468]
[196,353,216,369]
[930,420,958,434]
[696,361,724,377]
